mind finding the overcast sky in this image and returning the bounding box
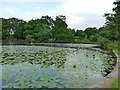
[0,0,115,30]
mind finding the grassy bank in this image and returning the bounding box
[107,42,120,56]
[107,42,119,88]
[110,79,119,88]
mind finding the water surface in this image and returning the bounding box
[1,45,116,88]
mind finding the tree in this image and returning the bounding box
[25,35,33,43]
[2,18,10,40]
[14,19,26,40]
[40,15,55,30]
[104,1,120,43]
[51,15,69,42]
[74,30,87,42]
[84,27,98,41]
[97,36,109,49]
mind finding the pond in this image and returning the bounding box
[1,45,117,88]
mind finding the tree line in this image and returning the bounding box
[1,1,119,50]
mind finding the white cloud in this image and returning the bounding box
[55,0,115,29]
[0,0,115,30]
[60,0,114,14]
[0,0,64,2]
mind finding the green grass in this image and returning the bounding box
[110,79,120,88]
[107,42,120,55]
[108,42,120,89]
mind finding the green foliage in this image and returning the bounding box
[97,36,109,49]
[25,35,33,43]
[104,1,120,43]
[107,42,120,55]
[2,15,74,43]
[2,1,119,48]
[84,27,98,40]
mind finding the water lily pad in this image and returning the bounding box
[1,45,117,88]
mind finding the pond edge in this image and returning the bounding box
[89,50,119,88]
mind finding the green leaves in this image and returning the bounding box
[25,35,33,43]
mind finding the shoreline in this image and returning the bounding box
[89,50,119,88]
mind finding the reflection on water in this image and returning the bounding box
[1,45,116,88]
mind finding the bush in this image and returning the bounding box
[25,35,33,43]
[97,36,109,49]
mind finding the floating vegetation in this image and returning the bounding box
[1,45,117,88]
[73,65,76,68]
[2,46,69,68]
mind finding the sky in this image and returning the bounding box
[0,0,115,30]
